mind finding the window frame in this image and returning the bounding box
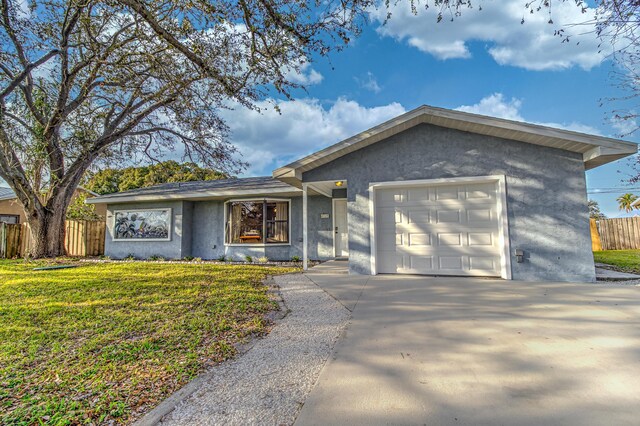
[112,208,172,242]
[0,214,20,224]
[224,198,291,246]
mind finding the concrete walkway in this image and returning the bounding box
[296,275,640,426]
[595,263,640,281]
[307,259,349,274]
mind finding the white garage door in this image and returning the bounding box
[375,181,503,277]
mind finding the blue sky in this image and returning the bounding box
[218,1,640,218]
[2,1,638,218]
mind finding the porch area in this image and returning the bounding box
[302,180,348,271]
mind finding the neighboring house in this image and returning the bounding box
[0,186,106,224]
[87,105,637,282]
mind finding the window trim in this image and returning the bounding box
[0,214,20,224]
[224,198,292,247]
[112,208,172,242]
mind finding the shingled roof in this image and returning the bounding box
[86,176,301,204]
[0,187,15,202]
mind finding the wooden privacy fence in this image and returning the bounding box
[592,217,640,251]
[0,220,105,258]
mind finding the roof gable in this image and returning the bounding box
[273,105,638,186]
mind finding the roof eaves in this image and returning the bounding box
[86,185,302,204]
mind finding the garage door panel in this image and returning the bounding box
[377,189,407,205]
[439,256,464,270]
[407,232,431,246]
[378,229,402,247]
[377,207,402,228]
[407,209,430,224]
[377,252,404,273]
[467,208,493,223]
[376,181,502,277]
[409,255,434,271]
[437,233,462,246]
[465,183,496,199]
[436,210,461,223]
[470,256,498,271]
[468,232,494,246]
[402,246,498,256]
[435,186,460,200]
[407,187,431,202]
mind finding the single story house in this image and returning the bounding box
[87,105,637,282]
[0,186,106,224]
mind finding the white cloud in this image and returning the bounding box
[610,114,638,136]
[456,93,603,135]
[457,93,523,121]
[355,71,382,93]
[284,62,324,86]
[221,98,406,175]
[371,1,606,71]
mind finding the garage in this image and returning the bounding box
[373,177,509,277]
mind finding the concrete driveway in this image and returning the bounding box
[295,274,640,426]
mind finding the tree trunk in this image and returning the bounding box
[27,205,67,258]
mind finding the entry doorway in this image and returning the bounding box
[333,199,349,258]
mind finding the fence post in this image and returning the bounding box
[0,222,5,259]
[590,219,602,251]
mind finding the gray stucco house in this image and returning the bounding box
[88,105,637,282]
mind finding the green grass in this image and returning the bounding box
[594,250,640,273]
[0,260,298,425]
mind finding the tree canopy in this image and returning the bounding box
[83,161,227,195]
[588,199,607,219]
[617,193,638,213]
[0,0,381,256]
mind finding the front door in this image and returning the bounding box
[333,199,349,258]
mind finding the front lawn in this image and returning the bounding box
[594,250,640,273]
[0,260,298,425]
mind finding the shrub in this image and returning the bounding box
[257,256,269,263]
[124,254,136,261]
[183,256,195,261]
[148,255,165,261]
[245,255,253,263]
[217,254,227,262]
[193,257,202,262]
[291,256,301,262]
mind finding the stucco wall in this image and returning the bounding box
[302,123,595,282]
[181,201,193,258]
[105,200,186,259]
[0,199,26,222]
[190,195,333,261]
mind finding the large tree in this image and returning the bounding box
[84,161,227,194]
[541,1,640,135]
[0,0,375,257]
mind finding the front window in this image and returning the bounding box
[0,214,19,224]
[226,200,289,244]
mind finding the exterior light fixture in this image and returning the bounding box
[335,181,344,187]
